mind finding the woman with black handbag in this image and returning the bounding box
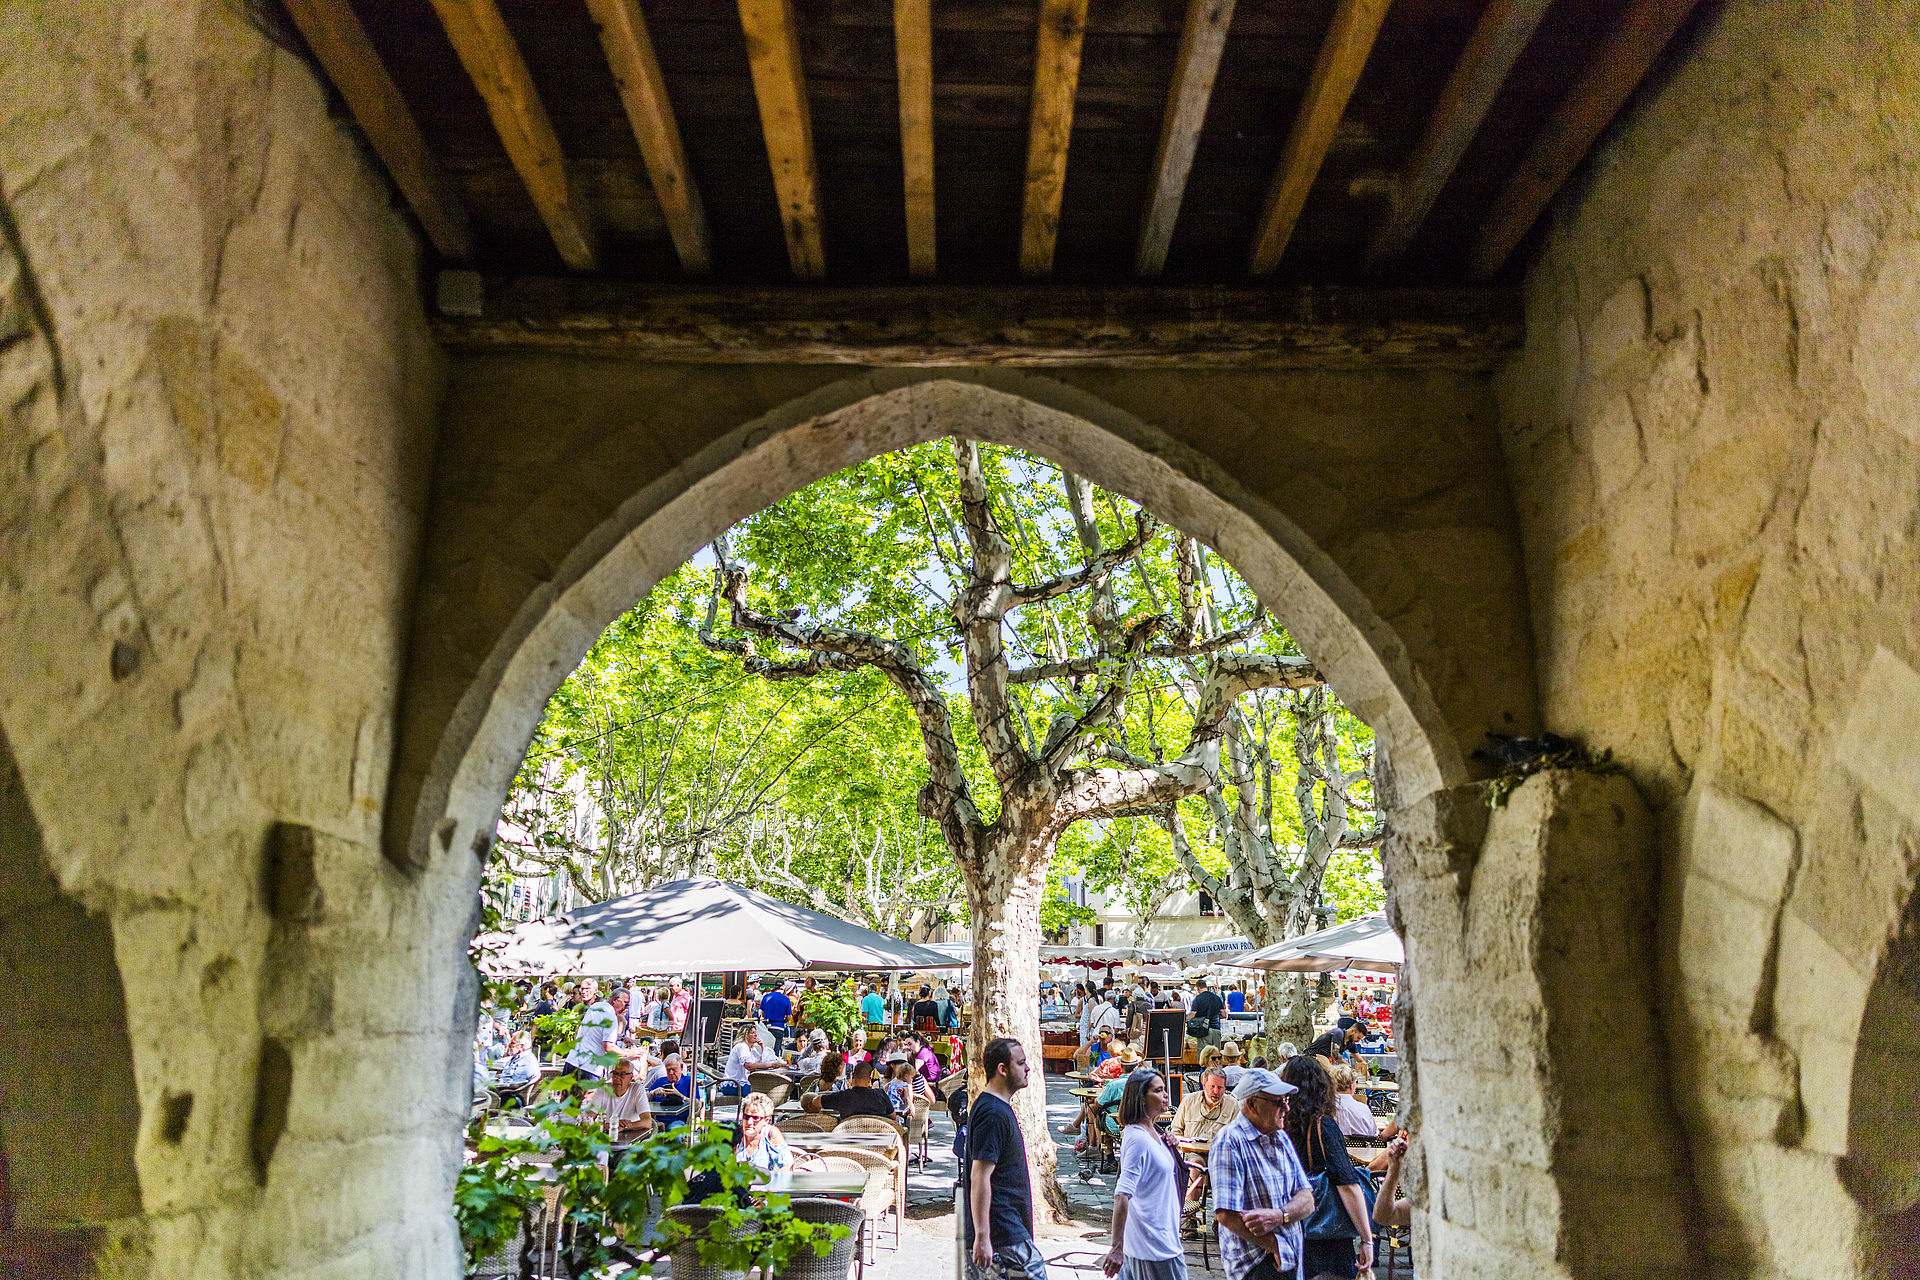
[1279,1055,1374,1280]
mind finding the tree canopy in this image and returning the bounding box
[495,439,1383,945]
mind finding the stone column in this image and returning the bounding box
[1383,770,1700,1279]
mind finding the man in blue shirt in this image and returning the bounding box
[1226,984,1246,1014]
[760,983,793,1052]
[861,984,887,1026]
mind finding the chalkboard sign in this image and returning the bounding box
[1145,1009,1186,1063]
[696,998,728,1047]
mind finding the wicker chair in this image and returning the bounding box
[663,1204,751,1280]
[833,1114,906,1142]
[810,1148,899,1259]
[781,1113,838,1133]
[749,1071,794,1111]
[831,1114,908,1221]
[786,1196,866,1280]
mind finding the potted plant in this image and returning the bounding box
[457,1089,846,1279]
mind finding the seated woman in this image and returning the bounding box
[736,1091,794,1174]
[736,1091,821,1176]
[816,1050,845,1093]
[719,1022,784,1097]
[854,1036,897,1068]
[794,1029,830,1075]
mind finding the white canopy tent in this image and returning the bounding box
[1222,914,1404,973]
[487,877,967,975]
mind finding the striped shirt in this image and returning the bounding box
[1208,1114,1308,1280]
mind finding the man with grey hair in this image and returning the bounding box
[1210,1069,1313,1280]
[1170,1065,1237,1235]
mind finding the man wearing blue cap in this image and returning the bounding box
[1210,1068,1314,1280]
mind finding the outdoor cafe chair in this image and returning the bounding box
[828,1117,908,1229]
[786,1197,867,1280]
[781,1113,838,1133]
[663,1203,752,1280]
[810,1150,898,1260]
[749,1072,794,1112]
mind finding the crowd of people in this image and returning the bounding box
[960,1025,1408,1280]
[471,969,1407,1280]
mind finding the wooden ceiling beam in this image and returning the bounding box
[584,0,711,276]
[426,0,598,271]
[1365,0,1551,272]
[1135,0,1235,277]
[738,0,827,279]
[1019,0,1090,277]
[283,0,474,260]
[895,0,937,278]
[1466,0,1703,281]
[434,278,1523,371]
[1247,0,1391,276]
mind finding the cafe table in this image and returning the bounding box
[753,1168,870,1199]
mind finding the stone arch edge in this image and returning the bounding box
[386,368,1469,873]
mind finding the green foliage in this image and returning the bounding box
[456,1091,847,1278]
[531,1007,583,1057]
[801,981,866,1043]
[1039,881,1097,937]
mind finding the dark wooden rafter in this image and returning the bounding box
[1467,0,1704,280]
[1019,0,1091,277]
[426,0,598,271]
[282,0,474,259]
[584,0,711,276]
[1247,0,1391,276]
[894,0,937,278]
[1365,0,1552,272]
[1135,0,1235,278]
[434,278,1522,370]
[738,0,827,279]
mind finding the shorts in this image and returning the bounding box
[1119,1255,1188,1280]
[966,1235,1048,1280]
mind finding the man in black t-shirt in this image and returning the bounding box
[1188,977,1226,1049]
[1308,1023,1364,1067]
[965,1037,1045,1280]
[822,1060,898,1119]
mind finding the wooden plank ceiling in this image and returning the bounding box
[280,0,1701,291]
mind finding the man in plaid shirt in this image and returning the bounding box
[1210,1068,1315,1280]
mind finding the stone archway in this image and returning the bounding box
[0,727,146,1277]
[390,371,1480,879]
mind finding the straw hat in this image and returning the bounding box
[1117,1043,1143,1065]
[1221,1042,1243,1061]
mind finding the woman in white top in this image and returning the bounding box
[721,1022,783,1097]
[1101,1069,1188,1280]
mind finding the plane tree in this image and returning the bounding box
[698,438,1319,1208]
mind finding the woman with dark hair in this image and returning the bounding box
[817,1050,845,1092]
[1100,1070,1187,1280]
[1280,1055,1373,1280]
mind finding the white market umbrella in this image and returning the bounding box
[1223,914,1403,973]
[489,876,968,975]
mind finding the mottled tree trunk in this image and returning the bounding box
[964,831,1069,1216]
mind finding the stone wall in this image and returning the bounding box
[1385,771,1698,1280]
[1494,2,1920,1275]
[0,2,459,1275]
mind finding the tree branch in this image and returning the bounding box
[1009,509,1159,608]
[1005,607,1271,684]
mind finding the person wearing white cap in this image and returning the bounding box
[1209,1069,1313,1280]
